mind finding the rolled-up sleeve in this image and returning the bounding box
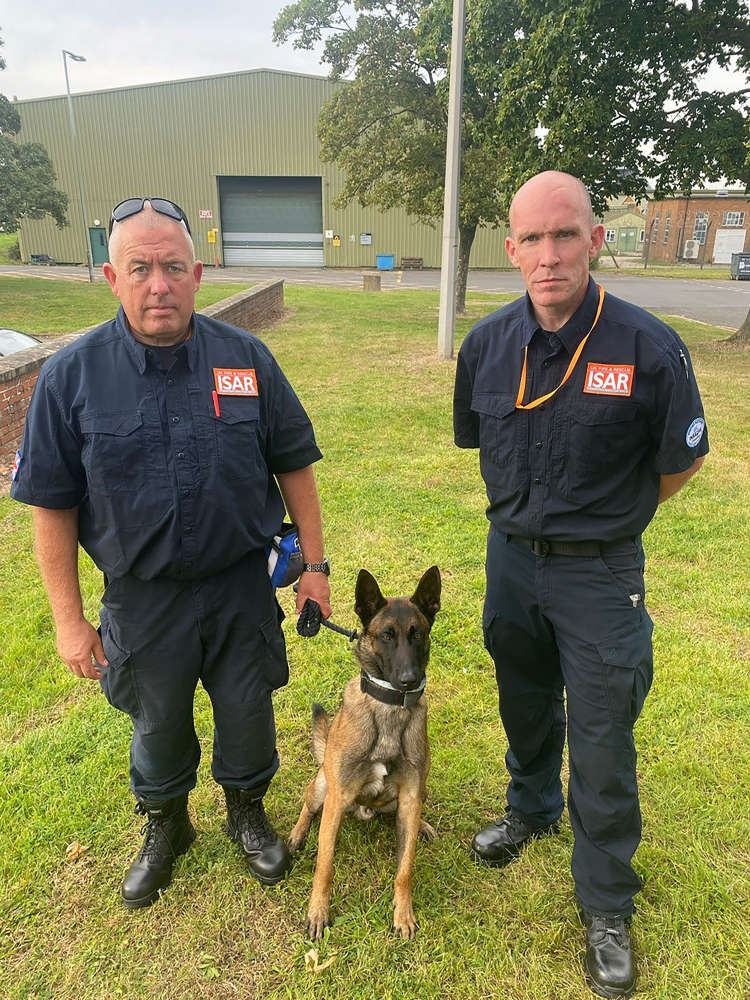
[264,355,323,474]
[651,338,709,475]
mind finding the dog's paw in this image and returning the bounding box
[287,832,305,854]
[419,819,437,842]
[392,900,418,939]
[305,905,331,941]
[352,805,375,821]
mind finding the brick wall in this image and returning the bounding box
[644,196,749,264]
[0,280,284,469]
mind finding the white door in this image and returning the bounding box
[713,229,746,264]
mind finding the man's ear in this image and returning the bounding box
[355,569,387,629]
[193,260,203,291]
[505,235,520,269]
[411,565,441,627]
[102,262,119,296]
[589,224,605,259]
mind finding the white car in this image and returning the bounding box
[0,329,41,357]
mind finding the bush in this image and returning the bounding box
[8,238,21,261]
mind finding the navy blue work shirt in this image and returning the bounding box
[11,308,322,580]
[454,278,709,541]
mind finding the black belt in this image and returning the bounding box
[508,535,634,557]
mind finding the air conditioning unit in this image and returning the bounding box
[683,240,699,259]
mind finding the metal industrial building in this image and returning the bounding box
[13,68,511,270]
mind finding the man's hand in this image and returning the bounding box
[295,571,332,620]
[56,617,108,680]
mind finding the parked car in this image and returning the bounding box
[0,328,41,357]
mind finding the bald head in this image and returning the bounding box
[509,171,594,236]
[108,204,195,268]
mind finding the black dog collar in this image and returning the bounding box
[360,670,426,708]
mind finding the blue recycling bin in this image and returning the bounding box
[376,254,395,271]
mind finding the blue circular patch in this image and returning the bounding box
[685,417,705,448]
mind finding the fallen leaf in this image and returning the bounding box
[65,841,89,861]
[304,948,336,973]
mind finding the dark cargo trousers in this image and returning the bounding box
[482,527,654,917]
[97,551,288,802]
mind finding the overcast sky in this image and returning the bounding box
[0,1,326,101]
[0,2,743,103]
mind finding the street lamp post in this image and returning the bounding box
[62,49,94,283]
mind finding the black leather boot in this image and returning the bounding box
[471,807,560,867]
[121,795,196,909]
[224,787,291,885]
[583,912,636,998]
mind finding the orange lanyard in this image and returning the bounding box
[515,284,605,410]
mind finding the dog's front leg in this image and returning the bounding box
[392,777,422,938]
[306,783,347,940]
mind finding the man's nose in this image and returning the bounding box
[539,236,560,266]
[149,268,170,294]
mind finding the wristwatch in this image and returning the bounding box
[303,558,330,576]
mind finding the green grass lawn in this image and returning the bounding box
[1,285,748,1000]
[0,275,255,335]
[598,264,733,280]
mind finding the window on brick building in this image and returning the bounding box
[693,213,708,245]
[722,211,745,226]
[605,229,616,243]
[651,216,660,242]
[638,230,645,243]
[664,213,671,244]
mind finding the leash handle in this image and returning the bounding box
[296,598,358,642]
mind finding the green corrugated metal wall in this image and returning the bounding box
[14,68,511,269]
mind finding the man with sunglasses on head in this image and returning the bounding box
[12,197,332,908]
[453,172,708,998]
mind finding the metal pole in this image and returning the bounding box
[62,50,94,283]
[437,0,466,360]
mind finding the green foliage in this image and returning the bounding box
[274,0,750,305]
[0,30,69,233]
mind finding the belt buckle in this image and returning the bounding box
[531,538,550,557]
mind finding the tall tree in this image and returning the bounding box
[274,0,749,312]
[0,31,68,233]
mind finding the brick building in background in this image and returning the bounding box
[643,190,749,265]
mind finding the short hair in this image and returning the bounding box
[108,205,195,267]
[509,171,595,233]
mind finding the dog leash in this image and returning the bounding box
[296,598,359,642]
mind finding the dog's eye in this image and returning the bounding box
[410,627,423,642]
[381,628,396,642]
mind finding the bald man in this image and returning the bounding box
[454,172,707,997]
[12,197,331,908]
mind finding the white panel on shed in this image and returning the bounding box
[713,228,747,264]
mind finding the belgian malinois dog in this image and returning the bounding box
[288,566,441,940]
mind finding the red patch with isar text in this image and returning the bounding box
[583,363,634,397]
[213,368,259,396]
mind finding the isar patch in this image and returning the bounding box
[213,367,259,396]
[583,362,634,397]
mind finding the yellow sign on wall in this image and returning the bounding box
[207,229,217,244]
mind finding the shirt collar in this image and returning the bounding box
[520,277,601,355]
[115,306,198,373]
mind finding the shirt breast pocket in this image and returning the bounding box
[212,400,262,481]
[564,402,640,493]
[471,392,520,470]
[80,410,152,493]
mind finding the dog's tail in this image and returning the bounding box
[311,702,330,765]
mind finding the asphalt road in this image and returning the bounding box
[2,263,748,329]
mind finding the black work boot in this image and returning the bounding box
[583,912,636,999]
[471,807,559,867]
[121,795,196,908]
[224,787,292,885]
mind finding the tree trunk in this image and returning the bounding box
[455,221,477,315]
[728,306,750,343]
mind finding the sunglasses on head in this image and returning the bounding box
[109,197,191,236]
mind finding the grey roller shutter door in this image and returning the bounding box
[219,177,324,266]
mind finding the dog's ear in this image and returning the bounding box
[355,569,387,629]
[410,565,441,627]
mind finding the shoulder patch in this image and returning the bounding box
[685,417,705,448]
